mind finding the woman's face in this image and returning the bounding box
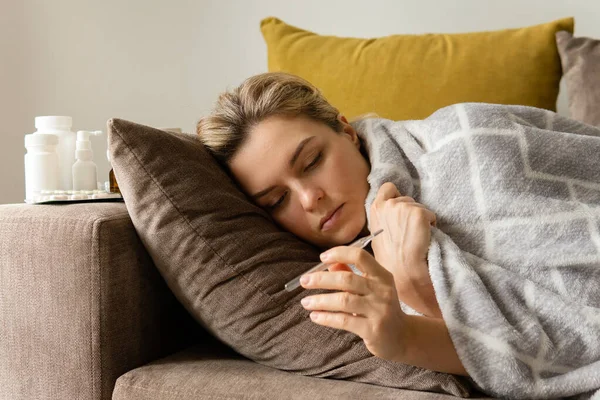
[229,115,370,249]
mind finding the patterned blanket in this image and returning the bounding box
[353,103,600,399]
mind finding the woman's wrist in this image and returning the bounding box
[395,259,442,318]
[395,315,468,376]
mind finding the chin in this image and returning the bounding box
[312,231,350,250]
[308,217,366,249]
[334,222,364,246]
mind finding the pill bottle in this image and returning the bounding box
[24,133,59,201]
[72,130,101,191]
[34,116,76,191]
[106,150,120,194]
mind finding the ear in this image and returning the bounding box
[337,114,360,148]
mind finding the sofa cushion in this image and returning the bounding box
[261,17,574,121]
[107,119,472,396]
[556,30,600,127]
[113,346,487,400]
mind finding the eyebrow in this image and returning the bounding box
[251,136,316,200]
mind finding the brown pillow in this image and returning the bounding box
[556,31,600,127]
[106,118,472,396]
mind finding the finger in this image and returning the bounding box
[428,210,437,227]
[308,311,367,338]
[320,247,392,281]
[388,196,416,203]
[413,207,437,227]
[375,182,401,202]
[328,263,353,273]
[300,270,370,295]
[301,291,367,316]
[391,201,437,226]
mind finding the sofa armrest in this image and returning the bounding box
[0,202,201,400]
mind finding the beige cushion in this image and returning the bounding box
[106,118,472,396]
[556,31,600,126]
[0,203,198,400]
[114,346,488,400]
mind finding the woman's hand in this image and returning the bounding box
[299,245,469,377]
[300,246,408,361]
[369,182,441,317]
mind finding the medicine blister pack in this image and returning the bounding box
[26,189,123,204]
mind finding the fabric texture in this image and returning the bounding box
[261,17,573,121]
[354,103,600,399]
[106,118,473,396]
[114,346,489,400]
[0,203,196,400]
[556,30,600,127]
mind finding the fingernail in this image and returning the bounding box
[301,297,311,307]
[300,275,310,285]
[320,252,330,261]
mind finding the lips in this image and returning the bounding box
[320,204,343,231]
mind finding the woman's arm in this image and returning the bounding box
[398,315,467,376]
[393,258,442,318]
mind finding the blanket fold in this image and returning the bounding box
[353,103,600,399]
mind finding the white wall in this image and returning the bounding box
[2,0,599,204]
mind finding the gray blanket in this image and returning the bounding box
[353,103,600,399]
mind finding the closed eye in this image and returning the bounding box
[267,151,322,211]
[267,191,287,210]
[304,152,322,172]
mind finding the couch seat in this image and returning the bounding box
[112,345,483,400]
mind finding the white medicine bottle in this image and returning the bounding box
[72,130,101,191]
[34,116,76,191]
[24,133,59,201]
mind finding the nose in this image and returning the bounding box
[298,183,324,212]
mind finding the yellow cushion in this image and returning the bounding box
[260,17,574,121]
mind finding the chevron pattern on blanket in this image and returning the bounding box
[353,103,600,399]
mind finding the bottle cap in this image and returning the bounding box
[76,149,93,161]
[75,130,102,161]
[25,133,59,147]
[76,131,102,150]
[35,116,73,130]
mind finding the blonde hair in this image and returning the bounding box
[196,72,343,165]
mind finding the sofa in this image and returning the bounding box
[4,17,598,400]
[0,202,488,400]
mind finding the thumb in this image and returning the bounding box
[376,182,401,202]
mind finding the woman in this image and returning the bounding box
[196,72,467,376]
